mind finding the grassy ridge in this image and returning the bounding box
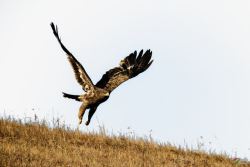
[0,118,249,167]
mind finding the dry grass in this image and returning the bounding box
[0,117,249,167]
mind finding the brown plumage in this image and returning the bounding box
[51,22,153,126]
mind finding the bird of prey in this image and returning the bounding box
[50,22,153,126]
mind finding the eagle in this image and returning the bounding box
[50,22,153,126]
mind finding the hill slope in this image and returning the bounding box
[0,118,249,167]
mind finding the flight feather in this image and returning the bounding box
[50,22,94,92]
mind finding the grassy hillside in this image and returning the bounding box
[0,117,249,167]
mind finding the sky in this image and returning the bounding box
[0,0,250,159]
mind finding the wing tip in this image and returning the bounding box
[50,22,54,28]
[50,22,59,39]
[127,49,153,77]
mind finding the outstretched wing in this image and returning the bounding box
[95,49,153,92]
[50,22,94,92]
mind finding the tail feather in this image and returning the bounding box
[62,92,81,101]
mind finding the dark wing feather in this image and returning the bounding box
[50,22,94,92]
[95,49,153,92]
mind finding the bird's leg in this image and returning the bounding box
[78,103,87,125]
[85,106,97,126]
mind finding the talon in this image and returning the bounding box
[85,120,90,126]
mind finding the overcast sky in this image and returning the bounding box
[0,0,250,159]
